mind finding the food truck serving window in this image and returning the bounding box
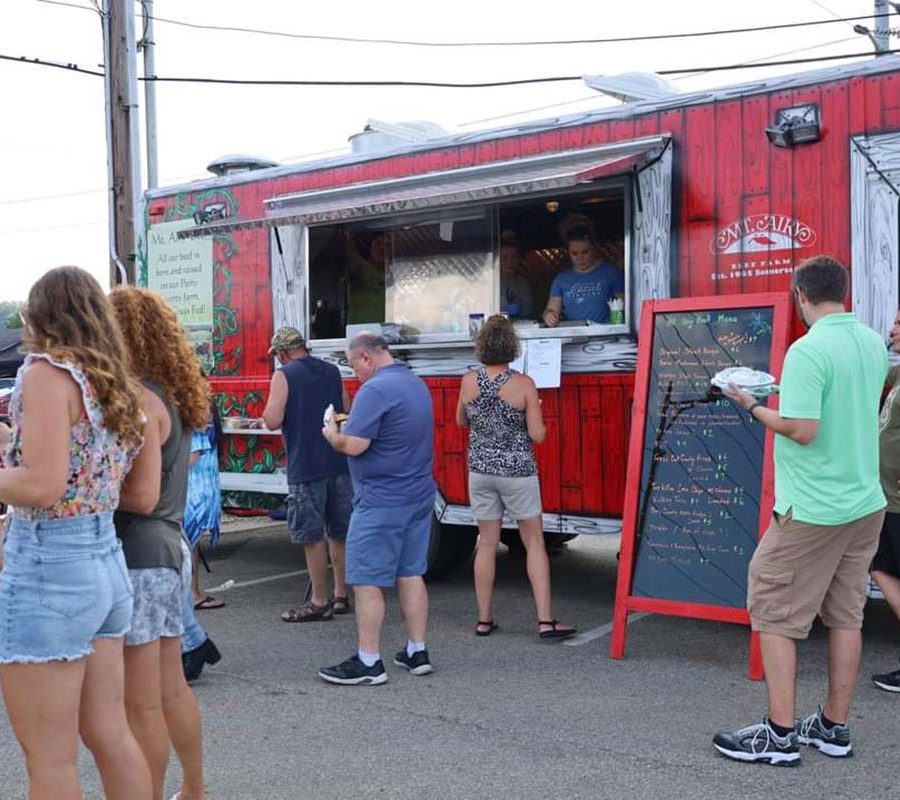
[307,184,628,343]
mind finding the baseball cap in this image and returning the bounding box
[268,326,305,354]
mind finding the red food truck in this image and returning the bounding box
[143,56,900,578]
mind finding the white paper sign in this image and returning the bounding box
[509,339,562,388]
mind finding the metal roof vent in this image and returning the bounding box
[206,153,280,176]
[349,119,447,154]
[581,72,682,103]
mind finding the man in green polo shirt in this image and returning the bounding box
[713,256,887,766]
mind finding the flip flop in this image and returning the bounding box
[538,619,577,640]
[475,620,498,637]
[194,595,226,610]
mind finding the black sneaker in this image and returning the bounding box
[317,655,387,686]
[712,718,801,766]
[181,637,222,684]
[393,648,434,676]
[796,706,852,758]
[872,663,900,693]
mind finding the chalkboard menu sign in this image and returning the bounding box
[611,293,791,675]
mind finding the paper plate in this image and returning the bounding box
[710,367,776,391]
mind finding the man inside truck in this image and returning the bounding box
[345,232,387,326]
[499,231,534,320]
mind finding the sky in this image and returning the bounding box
[0,0,888,300]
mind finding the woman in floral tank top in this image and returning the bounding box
[0,267,153,799]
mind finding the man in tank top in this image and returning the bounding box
[264,327,353,622]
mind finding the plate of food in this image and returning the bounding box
[710,367,778,397]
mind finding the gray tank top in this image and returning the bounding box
[114,380,190,572]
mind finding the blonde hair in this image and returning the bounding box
[109,287,210,430]
[23,267,144,445]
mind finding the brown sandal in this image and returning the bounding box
[281,601,334,623]
[331,596,351,615]
[475,620,498,637]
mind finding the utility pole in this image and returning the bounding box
[103,0,143,286]
[139,0,158,189]
[875,0,890,54]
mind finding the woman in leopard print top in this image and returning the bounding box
[456,315,576,641]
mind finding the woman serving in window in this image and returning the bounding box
[542,222,625,327]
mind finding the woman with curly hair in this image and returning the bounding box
[0,267,153,799]
[110,286,210,800]
[456,315,576,640]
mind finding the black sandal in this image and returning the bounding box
[538,619,577,640]
[280,601,334,623]
[475,620,498,637]
[331,596,351,615]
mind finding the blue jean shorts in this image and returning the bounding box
[287,474,353,545]
[0,512,134,664]
[345,496,434,588]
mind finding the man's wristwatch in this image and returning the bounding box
[746,401,764,419]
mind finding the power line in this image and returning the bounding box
[144,11,885,48]
[0,53,103,77]
[673,34,858,80]
[36,0,99,14]
[0,219,106,236]
[1,47,897,88]
[0,187,106,206]
[36,0,893,49]
[460,34,860,126]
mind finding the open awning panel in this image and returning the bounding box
[178,134,670,239]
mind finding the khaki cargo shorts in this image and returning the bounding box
[748,508,884,639]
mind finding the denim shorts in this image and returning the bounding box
[287,474,352,545]
[345,496,433,588]
[0,512,134,664]
[125,537,191,647]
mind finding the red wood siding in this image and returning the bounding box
[429,374,634,516]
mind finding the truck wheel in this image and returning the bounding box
[425,514,477,581]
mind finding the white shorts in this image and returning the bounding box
[468,473,542,521]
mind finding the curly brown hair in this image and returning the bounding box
[474,315,520,366]
[109,287,210,430]
[23,267,144,445]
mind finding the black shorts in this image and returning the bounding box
[872,511,900,577]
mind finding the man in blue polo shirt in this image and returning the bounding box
[318,333,436,685]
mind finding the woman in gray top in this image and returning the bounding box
[111,287,211,800]
[456,315,576,640]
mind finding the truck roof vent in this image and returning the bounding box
[206,153,280,176]
[349,119,447,154]
[581,72,681,103]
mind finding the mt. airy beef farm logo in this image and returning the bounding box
[709,214,816,283]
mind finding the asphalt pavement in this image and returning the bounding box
[0,526,898,800]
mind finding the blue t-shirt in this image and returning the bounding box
[549,262,625,323]
[342,363,436,508]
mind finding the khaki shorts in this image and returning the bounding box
[468,473,542,521]
[748,508,884,639]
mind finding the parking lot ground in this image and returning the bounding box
[1,527,898,799]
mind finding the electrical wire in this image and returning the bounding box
[0,53,103,77]
[34,0,893,49]
[35,0,99,14]
[460,34,860,125]
[143,11,886,48]
[3,47,897,87]
[0,187,107,206]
